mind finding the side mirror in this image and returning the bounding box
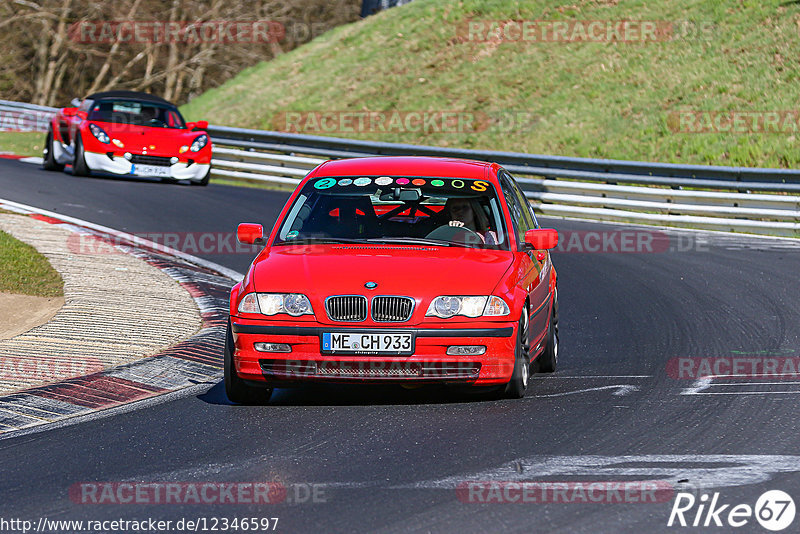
[76,110,88,119]
[195,120,208,130]
[70,97,81,107]
[62,107,78,117]
[237,223,265,245]
[524,228,558,250]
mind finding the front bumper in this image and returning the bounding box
[231,320,518,386]
[84,151,210,181]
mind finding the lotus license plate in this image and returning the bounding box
[134,164,170,177]
[322,332,413,354]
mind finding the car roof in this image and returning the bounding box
[311,156,497,181]
[85,91,173,106]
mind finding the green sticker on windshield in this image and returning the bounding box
[286,231,299,239]
[431,179,445,187]
[314,178,336,189]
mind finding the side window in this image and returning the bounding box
[499,175,529,245]
[507,172,539,229]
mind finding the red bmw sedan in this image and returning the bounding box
[226,156,559,403]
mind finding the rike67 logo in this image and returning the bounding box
[668,490,795,531]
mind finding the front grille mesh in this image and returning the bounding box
[325,295,367,322]
[131,154,172,166]
[371,296,414,322]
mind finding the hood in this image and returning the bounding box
[251,244,513,322]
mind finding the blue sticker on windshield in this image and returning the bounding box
[286,231,299,239]
[354,177,372,187]
[314,178,337,189]
[337,178,353,186]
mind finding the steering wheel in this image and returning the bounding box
[425,224,484,244]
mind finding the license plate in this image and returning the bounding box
[134,164,170,177]
[322,332,414,354]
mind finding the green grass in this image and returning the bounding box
[0,131,43,157]
[0,228,63,297]
[181,0,800,168]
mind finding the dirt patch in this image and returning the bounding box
[0,292,64,340]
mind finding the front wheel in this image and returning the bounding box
[504,308,530,399]
[72,134,90,176]
[190,168,210,186]
[224,319,273,404]
[535,303,559,374]
[43,130,64,171]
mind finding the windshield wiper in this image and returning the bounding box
[366,237,451,247]
[276,237,365,245]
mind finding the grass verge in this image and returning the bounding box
[0,131,43,158]
[0,227,63,297]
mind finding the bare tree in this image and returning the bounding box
[0,0,361,105]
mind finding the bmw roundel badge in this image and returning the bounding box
[365,281,378,289]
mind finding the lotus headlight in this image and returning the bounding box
[89,123,110,144]
[190,134,208,152]
[237,293,313,317]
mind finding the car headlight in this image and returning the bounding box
[89,123,110,144]
[189,134,208,152]
[425,296,509,318]
[237,292,314,317]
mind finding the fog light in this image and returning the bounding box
[254,342,292,353]
[446,345,486,356]
[170,156,179,165]
[123,152,132,161]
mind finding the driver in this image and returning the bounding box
[445,197,498,245]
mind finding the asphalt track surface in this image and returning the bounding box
[1,158,800,533]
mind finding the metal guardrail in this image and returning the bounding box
[206,125,800,236]
[2,100,798,236]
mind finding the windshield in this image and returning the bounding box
[87,99,186,129]
[275,176,509,249]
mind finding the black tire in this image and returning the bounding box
[504,308,531,399]
[190,168,210,186]
[72,134,90,176]
[536,301,559,374]
[43,130,64,171]
[224,319,273,404]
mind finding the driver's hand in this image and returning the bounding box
[449,220,464,227]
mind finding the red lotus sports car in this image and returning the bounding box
[43,90,212,185]
[226,156,559,403]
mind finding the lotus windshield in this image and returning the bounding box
[87,100,187,129]
[275,176,509,249]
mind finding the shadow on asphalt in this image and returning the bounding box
[197,380,512,407]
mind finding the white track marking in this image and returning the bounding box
[394,455,800,491]
[531,375,651,379]
[527,385,640,398]
[681,375,800,396]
